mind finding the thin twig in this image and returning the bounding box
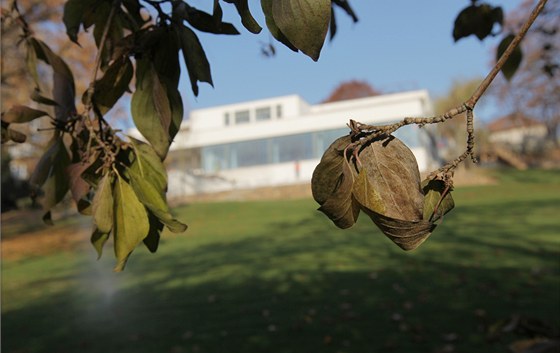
[347,0,548,181]
[466,0,548,109]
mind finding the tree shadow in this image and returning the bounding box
[2,198,559,353]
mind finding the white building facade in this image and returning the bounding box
[162,90,437,197]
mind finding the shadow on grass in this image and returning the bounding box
[3,198,559,353]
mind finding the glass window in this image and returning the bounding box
[273,133,314,163]
[235,110,250,124]
[256,107,271,121]
[224,112,230,126]
[233,140,268,167]
[311,128,349,158]
[276,104,282,118]
[202,145,230,172]
[199,127,408,172]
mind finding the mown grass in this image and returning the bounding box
[2,169,559,353]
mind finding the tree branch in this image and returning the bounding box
[466,0,548,109]
[347,0,549,183]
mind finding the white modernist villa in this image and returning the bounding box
[148,90,437,197]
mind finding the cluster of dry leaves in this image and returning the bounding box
[312,134,455,250]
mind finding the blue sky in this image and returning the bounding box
[181,1,523,121]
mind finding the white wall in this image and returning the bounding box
[172,90,432,149]
[167,147,430,197]
[135,90,437,197]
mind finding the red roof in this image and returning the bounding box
[487,113,543,133]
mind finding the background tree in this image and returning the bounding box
[321,80,380,103]
[490,0,559,146]
[433,78,484,164]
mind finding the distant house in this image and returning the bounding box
[133,90,438,197]
[487,113,547,152]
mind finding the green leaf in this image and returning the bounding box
[30,137,61,187]
[453,4,503,42]
[213,0,223,23]
[330,0,359,41]
[151,68,172,133]
[93,173,114,234]
[92,1,125,69]
[332,0,358,22]
[224,0,262,34]
[89,57,133,114]
[329,5,337,41]
[31,89,59,106]
[35,138,71,222]
[151,27,181,88]
[29,38,76,122]
[127,143,187,233]
[422,179,454,222]
[1,105,49,124]
[128,138,167,190]
[271,0,331,61]
[113,174,149,272]
[131,30,183,159]
[91,227,110,259]
[497,34,523,81]
[180,4,240,35]
[131,59,172,159]
[177,25,213,96]
[122,0,147,30]
[6,128,27,143]
[63,0,99,44]
[26,41,40,88]
[261,0,298,52]
[143,211,164,253]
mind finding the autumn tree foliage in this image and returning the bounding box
[490,0,560,145]
[322,80,380,103]
[0,0,550,270]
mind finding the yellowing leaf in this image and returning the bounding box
[2,105,49,124]
[261,0,298,52]
[352,169,385,216]
[271,0,331,61]
[422,179,455,222]
[112,175,149,271]
[91,228,110,259]
[93,173,114,234]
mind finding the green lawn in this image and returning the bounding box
[2,169,560,353]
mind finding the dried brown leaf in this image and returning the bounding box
[357,135,423,221]
[312,135,359,228]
